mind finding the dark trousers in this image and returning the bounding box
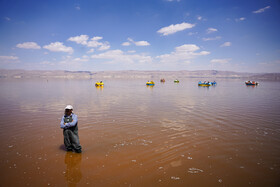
[63,125,82,152]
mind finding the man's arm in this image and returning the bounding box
[65,114,78,128]
[60,116,66,129]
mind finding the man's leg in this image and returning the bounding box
[66,126,82,153]
[70,131,82,153]
[63,129,73,151]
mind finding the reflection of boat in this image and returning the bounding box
[160,79,165,82]
[146,81,155,86]
[96,85,103,90]
[95,81,104,86]
[245,81,259,86]
[198,81,211,87]
[174,79,179,83]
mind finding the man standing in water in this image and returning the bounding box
[60,105,82,153]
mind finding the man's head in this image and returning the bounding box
[65,105,73,116]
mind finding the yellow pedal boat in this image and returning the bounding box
[95,82,104,86]
[146,81,155,86]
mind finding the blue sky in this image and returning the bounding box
[0,0,279,73]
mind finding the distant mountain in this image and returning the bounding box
[0,69,279,81]
[247,73,280,81]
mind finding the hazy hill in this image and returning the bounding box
[0,69,279,81]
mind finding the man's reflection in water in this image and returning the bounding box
[64,152,82,187]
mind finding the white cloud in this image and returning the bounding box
[210,58,231,64]
[68,35,89,45]
[122,38,150,46]
[134,41,150,46]
[253,6,271,14]
[87,49,95,53]
[75,5,80,10]
[87,36,109,49]
[91,50,123,60]
[0,55,19,60]
[202,36,221,41]
[220,42,231,47]
[73,57,88,62]
[16,42,41,49]
[72,55,90,62]
[235,17,246,22]
[91,50,152,65]
[127,38,134,43]
[91,36,103,41]
[122,42,131,46]
[176,44,200,52]
[87,40,102,48]
[5,17,11,21]
[157,44,210,64]
[197,16,202,20]
[157,22,195,36]
[207,28,218,34]
[43,42,73,54]
[98,42,111,51]
[67,35,110,50]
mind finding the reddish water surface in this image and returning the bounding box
[0,79,279,186]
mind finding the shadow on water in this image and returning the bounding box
[64,152,82,187]
[59,144,67,151]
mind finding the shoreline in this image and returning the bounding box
[0,69,279,81]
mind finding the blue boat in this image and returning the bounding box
[245,81,259,86]
[146,81,155,86]
[198,81,211,87]
[210,81,217,85]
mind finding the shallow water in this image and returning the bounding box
[0,79,279,186]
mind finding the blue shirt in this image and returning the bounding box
[60,113,78,129]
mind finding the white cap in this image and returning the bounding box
[65,105,73,110]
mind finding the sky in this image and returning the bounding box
[0,0,279,73]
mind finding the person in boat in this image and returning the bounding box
[60,105,82,153]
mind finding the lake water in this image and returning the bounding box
[0,79,279,186]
